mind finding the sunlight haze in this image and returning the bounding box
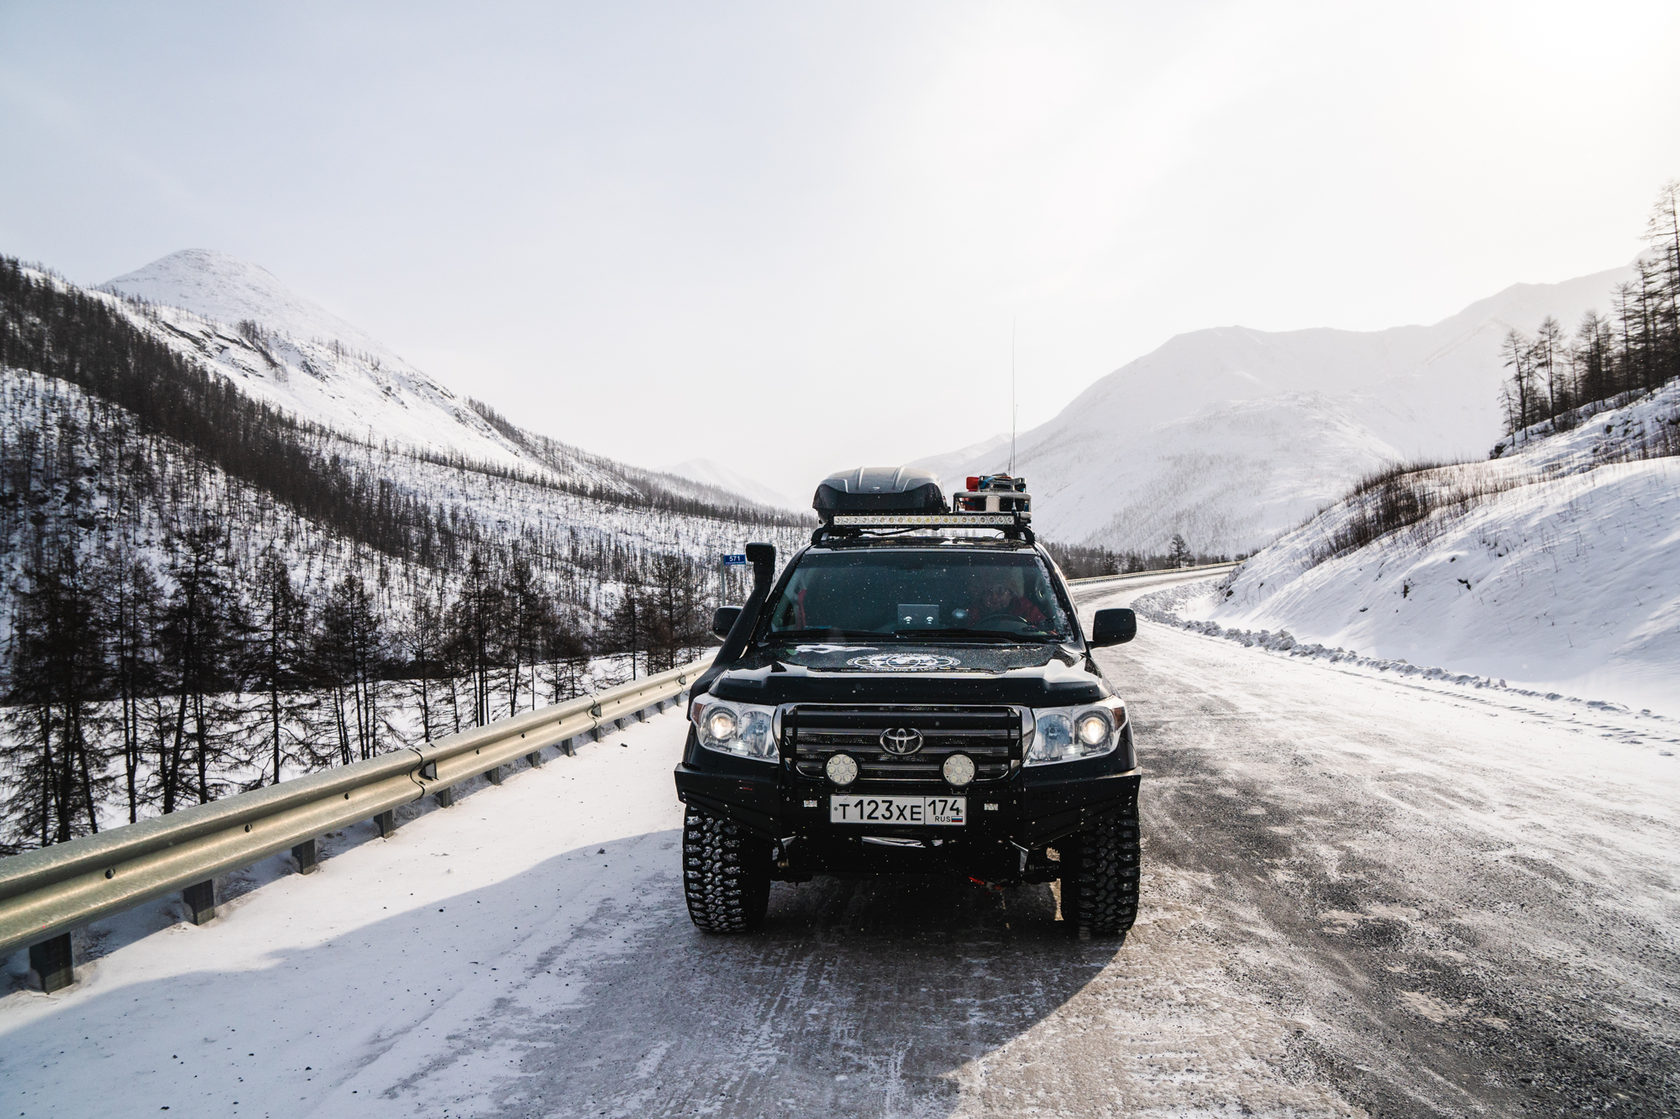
[2,0,1676,502]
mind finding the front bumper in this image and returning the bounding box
[673,724,1140,881]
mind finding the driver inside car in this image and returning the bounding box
[957,568,1046,627]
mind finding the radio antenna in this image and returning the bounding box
[1009,317,1017,474]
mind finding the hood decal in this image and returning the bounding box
[846,652,962,672]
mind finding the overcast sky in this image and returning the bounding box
[3,1,1678,504]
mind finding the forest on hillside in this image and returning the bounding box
[1296,185,1680,569]
[1495,182,1680,449]
[0,260,809,853]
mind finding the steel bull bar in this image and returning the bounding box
[0,658,707,992]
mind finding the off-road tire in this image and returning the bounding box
[1060,787,1140,940]
[683,806,771,933]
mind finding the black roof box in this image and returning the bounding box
[812,466,945,520]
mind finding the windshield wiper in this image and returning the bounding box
[767,627,881,643]
[890,627,1047,644]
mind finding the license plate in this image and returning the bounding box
[829,795,966,826]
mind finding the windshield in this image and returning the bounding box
[760,549,1075,643]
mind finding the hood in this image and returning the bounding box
[705,641,1109,706]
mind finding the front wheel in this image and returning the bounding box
[1059,788,1141,940]
[682,805,771,933]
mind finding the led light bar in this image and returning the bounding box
[828,513,1028,526]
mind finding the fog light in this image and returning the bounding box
[825,753,859,786]
[942,753,976,787]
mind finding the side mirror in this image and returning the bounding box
[1089,608,1136,647]
[711,605,742,640]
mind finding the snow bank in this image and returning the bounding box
[1145,381,1680,716]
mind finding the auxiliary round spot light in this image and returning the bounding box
[826,753,859,786]
[942,753,976,787]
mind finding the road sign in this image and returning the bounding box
[721,553,748,566]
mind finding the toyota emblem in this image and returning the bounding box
[879,727,923,756]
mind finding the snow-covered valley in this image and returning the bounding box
[4,572,1675,1117]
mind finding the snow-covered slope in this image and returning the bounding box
[100,250,790,517]
[921,266,1633,555]
[102,250,541,474]
[105,249,394,360]
[1177,380,1680,714]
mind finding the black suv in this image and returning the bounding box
[673,467,1140,939]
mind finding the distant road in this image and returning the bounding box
[3,571,1675,1117]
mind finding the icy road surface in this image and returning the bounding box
[3,571,1677,1117]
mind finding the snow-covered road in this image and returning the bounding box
[3,572,1677,1117]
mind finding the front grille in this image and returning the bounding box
[785,704,1022,788]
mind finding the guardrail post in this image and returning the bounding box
[486,766,504,786]
[376,810,396,838]
[183,879,216,925]
[526,750,545,767]
[434,785,455,808]
[29,933,74,993]
[292,839,319,875]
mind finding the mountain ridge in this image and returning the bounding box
[919,264,1636,554]
[96,249,791,520]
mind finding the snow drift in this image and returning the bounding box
[1168,380,1680,715]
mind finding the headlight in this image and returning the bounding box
[691,698,778,762]
[1026,701,1126,765]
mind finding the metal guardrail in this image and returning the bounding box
[0,656,709,991]
[1067,560,1241,588]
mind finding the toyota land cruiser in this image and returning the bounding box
[673,467,1140,939]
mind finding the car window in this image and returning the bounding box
[761,550,1073,641]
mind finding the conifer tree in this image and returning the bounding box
[157,526,248,810]
[1,545,111,847]
[107,550,162,822]
[251,547,312,782]
[1167,534,1193,569]
[318,571,383,762]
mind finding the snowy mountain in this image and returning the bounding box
[2,254,809,639]
[95,250,816,514]
[101,251,537,473]
[920,266,1634,555]
[1162,380,1680,714]
[105,249,395,361]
